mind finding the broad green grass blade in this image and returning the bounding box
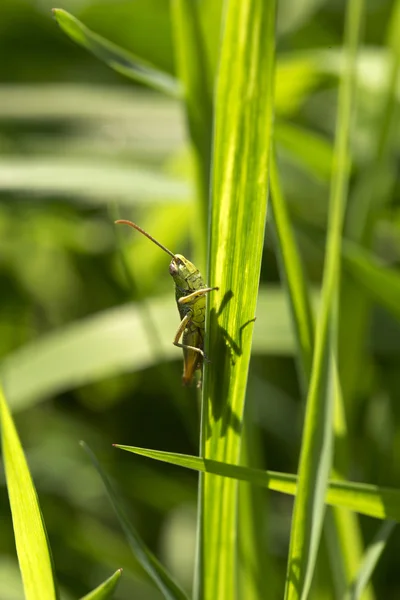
[0,158,190,204]
[343,241,400,321]
[0,83,182,125]
[0,384,58,600]
[171,0,213,261]
[198,1,276,598]
[52,9,180,97]
[114,445,400,522]
[344,521,396,600]
[2,287,300,412]
[80,569,122,600]
[284,1,364,597]
[80,443,188,600]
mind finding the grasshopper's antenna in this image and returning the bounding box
[115,220,175,258]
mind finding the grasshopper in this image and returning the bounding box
[116,220,218,387]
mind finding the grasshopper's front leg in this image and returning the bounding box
[173,312,208,359]
[177,287,219,306]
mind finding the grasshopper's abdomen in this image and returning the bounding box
[181,321,204,386]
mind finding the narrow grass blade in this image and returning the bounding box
[330,371,376,599]
[238,412,276,600]
[199,1,276,598]
[0,384,58,600]
[114,445,400,522]
[52,9,180,97]
[326,374,375,600]
[344,521,396,600]
[171,0,213,262]
[80,442,188,600]
[284,1,364,597]
[270,152,315,391]
[272,119,371,600]
[80,569,123,600]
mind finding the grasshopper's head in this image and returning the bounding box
[114,220,199,289]
[169,254,198,288]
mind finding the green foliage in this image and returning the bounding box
[52,9,180,97]
[80,569,123,600]
[114,445,400,522]
[1,1,400,599]
[80,443,188,600]
[285,2,365,598]
[344,521,396,600]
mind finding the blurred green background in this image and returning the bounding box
[1,0,400,598]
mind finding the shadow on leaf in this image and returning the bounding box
[205,290,256,440]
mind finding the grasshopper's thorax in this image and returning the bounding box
[169,254,204,292]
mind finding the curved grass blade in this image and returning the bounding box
[271,129,371,600]
[270,152,315,391]
[52,9,180,97]
[271,148,374,597]
[80,442,188,600]
[272,119,366,600]
[0,83,182,124]
[114,445,400,522]
[0,384,58,600]
[1,287,298,413]
[344,521,396,600]
[198,0,276,598]
[80,569,123,600]
[327,376,375,600]
[284,1,364,597]
[0,158,190,204]
[238,413,277,600]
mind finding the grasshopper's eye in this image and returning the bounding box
[169,261,178,276]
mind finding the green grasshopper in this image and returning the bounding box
[116,219,218,387]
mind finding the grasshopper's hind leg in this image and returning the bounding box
[172,313,208,358]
